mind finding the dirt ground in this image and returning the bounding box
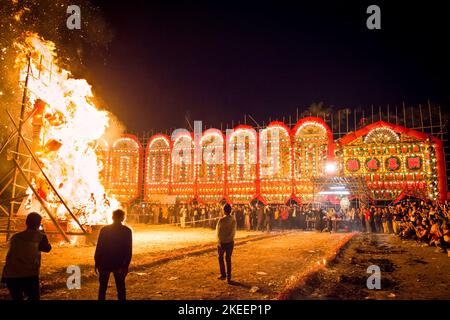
[0,225,262,299]
[1,229,348,300]
[291,233,450,300]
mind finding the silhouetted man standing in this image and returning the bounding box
[95,209,132,300]
[1,212,51,300]
[216,203,236,283]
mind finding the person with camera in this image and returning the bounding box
[1,212,52,300]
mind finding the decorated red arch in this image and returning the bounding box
[108,134,143,203]
[197,129,226,203]
[292,117,334,202]
[226,125,258,204]
[144,134,171,201]
[259,121,292,203]
[94,138,110,189]
[337,121,446,202]
[170,130,195,202]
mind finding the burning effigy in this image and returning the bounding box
[14,32,119,228]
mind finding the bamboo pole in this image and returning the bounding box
[7,55,31,241]
[371,105,374,123]
[402,102,406,127]
[6,110,87,234]
[428,100,433,135]
[12,158,70,243]
[0,230,86,236]
[0,177,13,198]
[0,205,9,217]
[419,104,424,130]
[395,105,398,125]
[346,109,349,133]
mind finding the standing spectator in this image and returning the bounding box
[244,206,251,231]
[273,206,280,229]
[317,208,325,232]
[251,205,257,230]
[162,205,169,224]
[208,206,215,229]
[264,205,272,232]
[153,206,160,225]
[359,207,366,232]
[168,206,175,224]
[374,208,382,233]
[299,206,306,230]
[192,206,199,228]
[180,205,187,228]
[95,209,132,300]
[216,204,236,283]
[290,205,295,229]
[382,208,392,234]
[148,206,154,225]
[281,205,289,230]
[392,207,402,234]
[1,212,52,300]
[256,204,264,231]
[364,207,371,233]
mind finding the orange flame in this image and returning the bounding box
[15,32,118,226]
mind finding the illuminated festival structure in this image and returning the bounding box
[103,117,447,205]
[2,32,446,244]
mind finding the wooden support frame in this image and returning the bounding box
[6,109,88,234]
[12,158,70,242]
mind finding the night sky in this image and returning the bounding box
[83,1,449,132]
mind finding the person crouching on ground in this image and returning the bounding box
[95,209,132,300]
[1,212,52,300]
[216,203,236,283]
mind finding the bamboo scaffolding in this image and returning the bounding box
[6,110,87,234]
[12,158,70,243]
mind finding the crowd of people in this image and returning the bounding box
[357,200,450,254]
[128,202,359,232]
[129,200,450,255]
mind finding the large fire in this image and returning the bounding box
[14,32,119,227]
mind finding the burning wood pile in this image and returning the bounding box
[14,32,120,229]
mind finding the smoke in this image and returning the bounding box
[0,0,122,191]
[0,0,113,124]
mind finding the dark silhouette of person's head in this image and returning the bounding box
[26,212,42,230]
[223,203,232,216]
[112,209,126,224]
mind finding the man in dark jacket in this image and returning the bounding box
[95,209,132,300]
[1,212,52,300]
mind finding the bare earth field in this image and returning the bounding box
[0,225,261,299]
[291,233,450,300]
[1,226,348,300]
[3,226,447,300]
